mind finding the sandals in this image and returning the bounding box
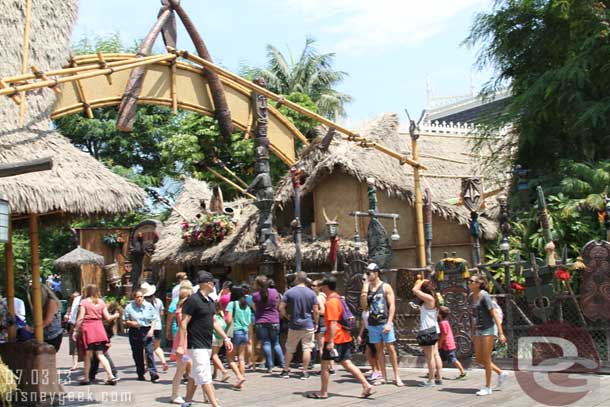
[105,378,118,386]
[306,392,328,400]
[361,386,375,399]
[220,374,231,383]
[232,378,246,390]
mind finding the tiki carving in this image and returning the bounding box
[366,179,393,269]
[435,258,473,357]
[461,177,483,213]
[580,240,610,321]
[343,258,367,317]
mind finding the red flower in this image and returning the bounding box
[554,268,571,281]
[510,281,525,292]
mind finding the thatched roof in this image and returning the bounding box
[152,178,258,266]
[54,246,105,270]
[275,113,498,240]
[0,0,146,217]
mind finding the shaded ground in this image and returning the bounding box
[53,335,610,406]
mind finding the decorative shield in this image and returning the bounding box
[343,258,367,317]
[435,258,473,358]
[461,177,484,213]
[367,218,393,269]
[580,240,610,321]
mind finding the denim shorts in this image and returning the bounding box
[475,324,498,337]
[368,323,396,344]
[232,329,249,346]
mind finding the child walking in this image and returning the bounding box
[438,306,466,380]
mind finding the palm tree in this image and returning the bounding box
[559,160,610,213]
[250,38,352,120]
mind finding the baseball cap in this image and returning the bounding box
[196,270,214,284]
[367,263,380,272]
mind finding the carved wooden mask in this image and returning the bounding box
[461,177,483,212]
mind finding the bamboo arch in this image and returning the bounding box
[50,54,307,165]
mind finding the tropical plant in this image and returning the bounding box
[246,38,352,120]
[465,0,610,178]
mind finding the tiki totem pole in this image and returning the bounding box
[246,78,276,276]
[603,193,610,241]
[461,177,484,266]
[423,188,433,266]
[291,167,302,273]
[536,186,556,266]
[323,209,340,272]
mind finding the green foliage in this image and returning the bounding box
[0,227,75,301]
[466,0,610,175]
[245,38,352,120]
[278,92,320,137]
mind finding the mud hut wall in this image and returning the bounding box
[312,171,475,268]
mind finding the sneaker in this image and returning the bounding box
[172,396,185,405]
[435,379,443,386]
[369,372,382,381]
[151,374,160,383]
[497,371,508,388]
[300,371,310,380]
[476,387,493,396]
[137,376,146,381]
[418,380,436,388]
[280,370,290,379]
[455,373,467,380]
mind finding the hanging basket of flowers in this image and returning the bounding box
[181,213,236,246]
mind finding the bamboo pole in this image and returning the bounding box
[0,79,21,104]
[169,47,426,170]
[412,136,426,268]
[204,166,256,200]
[19,0,32,127]
[68,54,94,119]
[5,215,16,341]
[213,160,249,189]
[29,213,43,343]
[3,54,158,83]
[97,52,113,85]
[31,66,61,94]
[170,60,177,114]
[0,54,176,96]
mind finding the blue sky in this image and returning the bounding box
[72,0,494,126]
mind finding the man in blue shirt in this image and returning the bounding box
[123,289,158,382]
[280,272,319,379]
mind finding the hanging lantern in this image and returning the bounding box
[390,215,400,241]
[0,198,9,244]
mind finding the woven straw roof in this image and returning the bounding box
[54,246,105,270]
[275,113,498,240]
[0,0,146,217]
[152,178,258,266]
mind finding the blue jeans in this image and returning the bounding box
[255,323,285,370]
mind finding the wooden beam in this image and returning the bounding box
[170,60,177,114]
[412,136,426,268]
[29,213,43,343]
[31,66,61,94]
[169,47,427,170]
[68,53,94,119]
[0,54,176,96]
[5,218,16,341]
[0,79,21,104]
[0,157,53,178]
[19,0,32,127]
[96,52,113,85]
[204,166,256,200]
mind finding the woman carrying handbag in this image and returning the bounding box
[412,279,443,387]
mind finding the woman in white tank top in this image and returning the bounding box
[412,279,443,387]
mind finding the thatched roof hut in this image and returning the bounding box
[275,113,498,240]
[152,178,258,267]
[54,246,105,270]
[0,0,146,219]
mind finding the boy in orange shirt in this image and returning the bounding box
[306,276,374,400]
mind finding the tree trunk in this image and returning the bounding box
[171,1,233,140]
[116,7,173,132]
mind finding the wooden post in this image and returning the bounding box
[29,213,43,343]
[5,217,16,341]
[170,60,178,114]
[19,0,32,127]
[411,133,426,268]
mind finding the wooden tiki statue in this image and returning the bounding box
[580,240,610,321]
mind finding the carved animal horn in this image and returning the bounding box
[322,207,338,223]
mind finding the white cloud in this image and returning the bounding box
[282,0,488,53]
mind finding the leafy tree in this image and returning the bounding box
[466,0,610,177]
[245,38,352,120]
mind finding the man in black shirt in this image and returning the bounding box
[176,270,233,407]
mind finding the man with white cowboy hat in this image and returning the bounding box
[123,284,159,382]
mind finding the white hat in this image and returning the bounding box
[140,282,157,297]
[367,263,380,272]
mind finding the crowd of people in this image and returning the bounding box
[54,263,509,406]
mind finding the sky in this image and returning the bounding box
[72,0,495,126]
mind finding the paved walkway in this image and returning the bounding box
[54,335,610,407]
